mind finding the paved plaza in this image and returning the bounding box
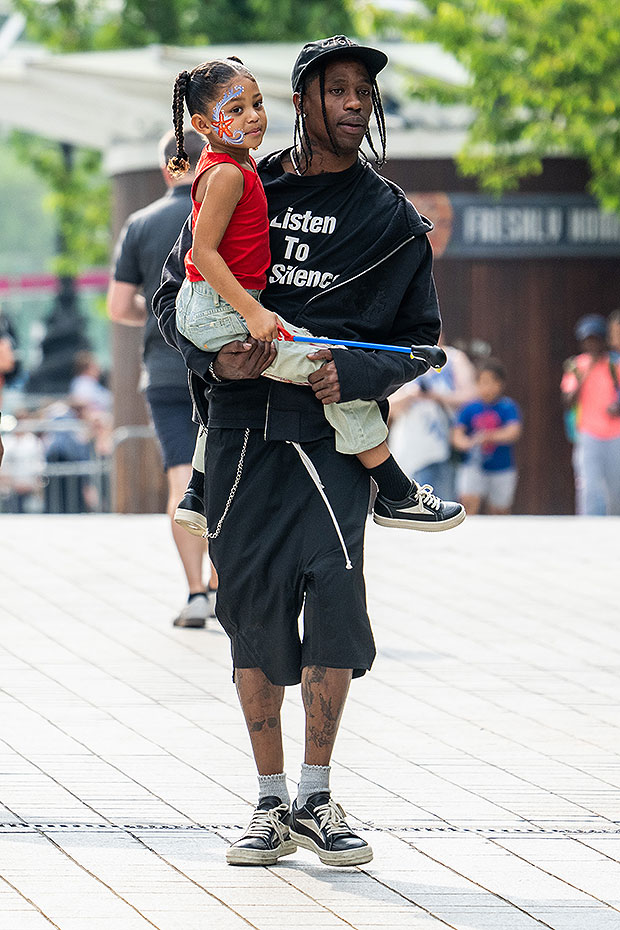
[1,514,620,930]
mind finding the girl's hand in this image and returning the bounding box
[245,308,280,342]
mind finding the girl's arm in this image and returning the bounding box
[191,164,278,341]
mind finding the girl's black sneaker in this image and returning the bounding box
[174,468,206,536]
[373,481,465,532]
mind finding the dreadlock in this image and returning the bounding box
[293,61,387,174]
[167,56,253,179]
[292,85,314,175]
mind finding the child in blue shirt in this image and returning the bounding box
[452,358,522,514]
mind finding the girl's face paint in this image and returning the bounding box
[211,84,245,145]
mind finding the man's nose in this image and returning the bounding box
[343,92,363,109]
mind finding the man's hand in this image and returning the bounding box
[307,348,341,404]
[212,338,277,381]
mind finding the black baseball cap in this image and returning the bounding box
[291,35,388,92]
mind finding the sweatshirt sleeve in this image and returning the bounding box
[152,217,218,382]
[332,236,441,403]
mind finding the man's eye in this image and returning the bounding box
[330,88,344,95]
[359,88,371,97]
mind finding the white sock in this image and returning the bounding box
[297,763,331,807]
[257,772,290,807]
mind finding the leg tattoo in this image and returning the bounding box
[235,667,285,775]
[301,666,352,766]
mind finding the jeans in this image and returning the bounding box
[573,432,620,515]
[415,459,456,501]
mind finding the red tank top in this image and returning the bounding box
[184,149,270,290]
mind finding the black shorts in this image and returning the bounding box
[205,429,376,686]
[145,384,198,472]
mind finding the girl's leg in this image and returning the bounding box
[358,441,412,501]
[356,441,390,469]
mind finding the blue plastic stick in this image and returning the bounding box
[282,334,446,369]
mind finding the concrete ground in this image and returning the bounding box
[1,514,620,930]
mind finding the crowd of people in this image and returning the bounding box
[0,349,112,514]
[388,342,523,515]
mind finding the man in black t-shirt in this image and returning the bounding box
[107,130,218,629]
[154,37,441,868]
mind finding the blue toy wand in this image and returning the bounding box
[277,325,446,370]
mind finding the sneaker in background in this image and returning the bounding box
[173,592,212,628]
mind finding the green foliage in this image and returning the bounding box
[13,0,354,48]
[361,0,620,211]
[10,133,110,277]
[0,139,56,276]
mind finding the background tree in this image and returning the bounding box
[363,0,620,211]
[13,0,353,49]
[11,0,355,274]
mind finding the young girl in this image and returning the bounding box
[168,58,465,536]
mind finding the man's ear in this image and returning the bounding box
[292,92,301,116]
[191,112,212,140]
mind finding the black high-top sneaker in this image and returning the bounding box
[226,797,297,866]
[174,469,207,536]
[289,792,373,866]
[373,480,466,532]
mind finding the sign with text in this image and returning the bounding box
[407,192,620,258]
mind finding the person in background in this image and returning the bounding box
[107,129,218,629]
[452,358,522,515]
[0,313,16,470]
[608,309,620,356]
[388,340,476,500]
[0,409,46,513]
[561,313,620,515]
[0,316,16,409]
[69,350,113,414]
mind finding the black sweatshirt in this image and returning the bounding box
[153,151,441,440]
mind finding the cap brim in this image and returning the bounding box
[295,45,388,89]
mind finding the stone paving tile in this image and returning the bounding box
[2,515,620,930]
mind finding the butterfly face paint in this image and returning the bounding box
[211,84,245,144]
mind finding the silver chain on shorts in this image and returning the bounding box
[204,428,250,540]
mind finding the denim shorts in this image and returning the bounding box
[176,278,260,352]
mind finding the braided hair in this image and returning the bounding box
[293,61,387,174]
[168,57,253,178]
